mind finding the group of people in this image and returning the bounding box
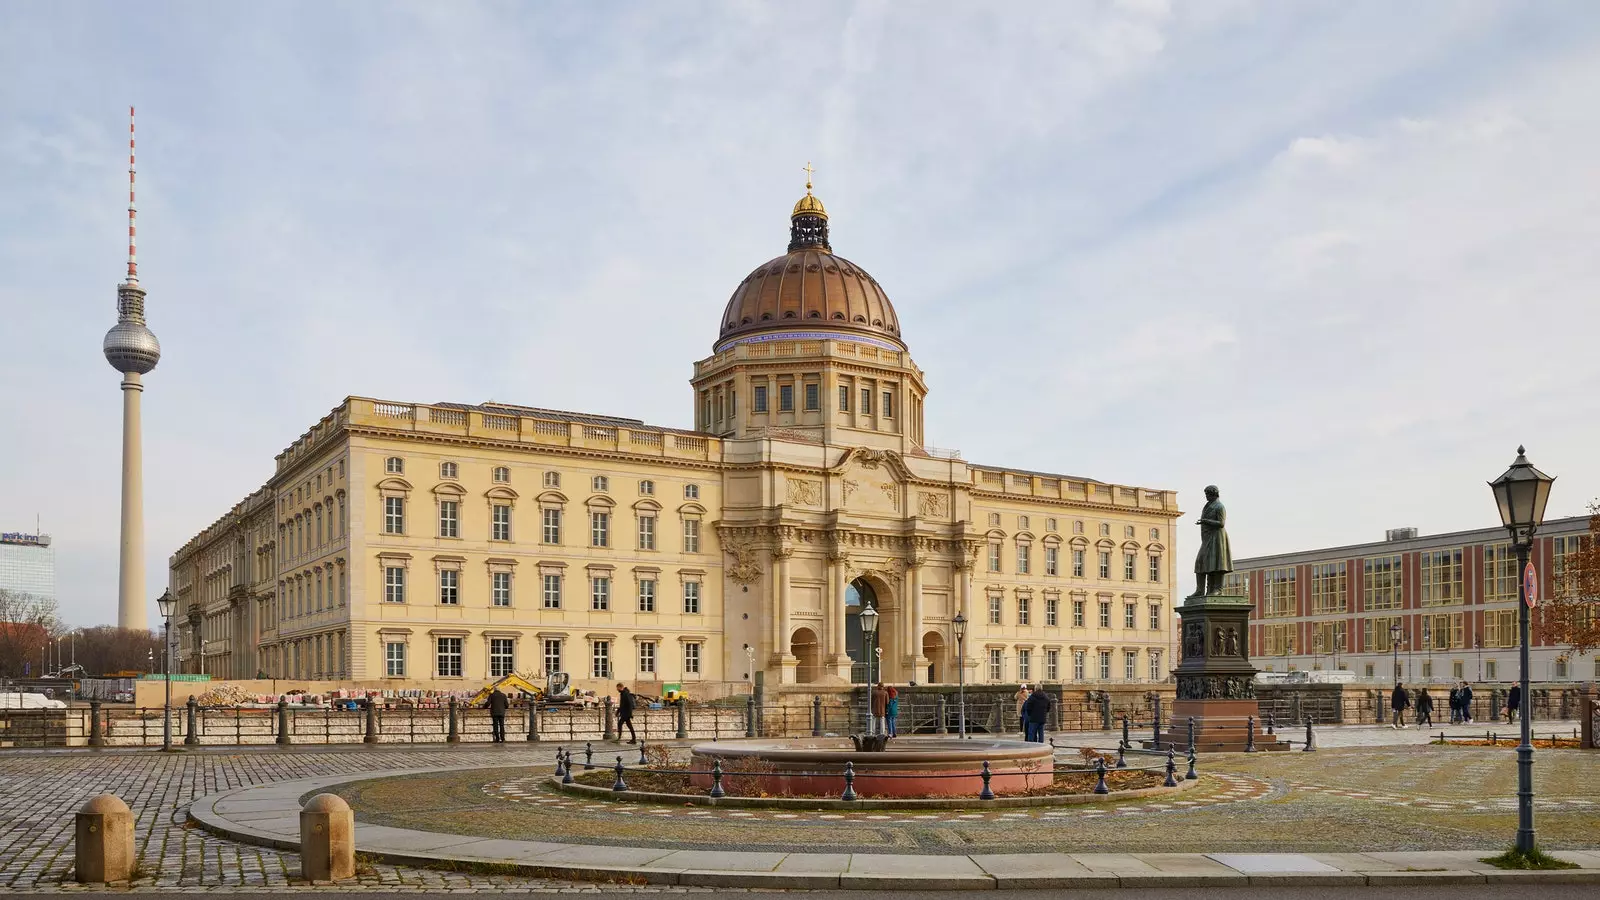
[1015,683,1054,742]
[478,684,642,744]
[1389,680,1524,729]
[868,682,902,736]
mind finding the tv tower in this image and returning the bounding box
[102,107,161,632]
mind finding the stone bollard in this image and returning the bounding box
[299,794,355,882]
[812,695,823,736]
[1120,716,1130,750]
[363,701,378,744]
[1303,717,1317,752]
[602,697,615,742]
[527,704,540,743]
[676,700,688,739]
[745,694,757,738]
[1151,695,1162,747]
[446,697,460,743]
[276,698,291,746]
[89,700,105,748]
[1100,693,1113,731]
[936,695,948,734]
[75,794,134,883]
[184,697,200,746]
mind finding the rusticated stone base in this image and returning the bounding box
[1150,700,1291,752]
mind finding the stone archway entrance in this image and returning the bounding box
[791,627,821,683]
[921,631,946,684]
[845,577,894,684]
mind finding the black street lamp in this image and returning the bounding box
[952,612,968,738]
[156,589,175,752]
[1389,622,1403,685]
[1488,445,1555,855]
[858,603,879,734]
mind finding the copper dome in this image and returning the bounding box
[715,190,904,352]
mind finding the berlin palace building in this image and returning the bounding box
[168,181,1182,695]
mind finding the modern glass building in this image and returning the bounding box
[0,532,56,604]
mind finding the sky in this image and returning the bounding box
[2,1,1598,628]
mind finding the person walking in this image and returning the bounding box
[1022,685,1052,743]
[1448,685,1461,724]
[870,682,889,736]
[1014,684,1031,735]
[1390,683,1411,729]
[487,687,509,743]
[1506,683,1521,725]
[885,686,900,738]
[1416,688,1434,729]
[614,683,637,743]
[1460,681,1474,724]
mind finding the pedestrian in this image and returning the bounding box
[870,682,889,736]
[1507,683,1521,725]
[1460,681,1474,724]
[615,683,637,743]
[487,687,509,743]
[1448,685,1461,724]
[1390,683,1411,729]
[1416,688,1433,728]
[1022,685,1052,743]
[885,686,900,738]
[1015,683,1030,735]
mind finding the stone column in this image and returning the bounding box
[829,551,851,677]
[957,561,973,682]
[774,548,797,683]
[907,556,927,678]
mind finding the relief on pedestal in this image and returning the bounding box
[1176,674,1256,700]
[786,478,822,507]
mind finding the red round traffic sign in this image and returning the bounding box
[1524,561,1539,608]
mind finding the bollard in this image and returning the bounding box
[812,695,823,736]
[527,704,540,742]
[364,701,378,745]
[1093,757,1109,795]
[1303,717,1317,752]
[88,700,104,748]
[75,794,134,883]
[603,697,615,742]
[276,699,291,746]
[1120,716,1130,750]
[936,695,948,734]
[1151,695,1163,747]
[1187,716,1196,754]
[1164,749,1179,787]
[554,748,566,776]
[185,697,200,746]
[979,760,996,800]
[1115,743,1127,769]
[446,697,460,743]
[639,743,648,765]
[300,794,355,882]
[709,759,725,798]
[1100,693,1113,731]
[1290,693,1302,725]
[746,694,757,738]
[1245,716,1256,753]
[612,757,628,792]
[1186,746,1198,780]
[841,761,857,801]
[1267,711,1276,735]
[584,741,594,770]
[561,750,575,785]
[676,700,688,739]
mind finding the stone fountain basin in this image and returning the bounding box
[689,738,1055,797]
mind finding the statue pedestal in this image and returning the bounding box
[1153,593,1289,752]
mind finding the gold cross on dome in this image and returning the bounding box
[802,160,816,191]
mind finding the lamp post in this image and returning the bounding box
[952,612,968,738]
[1313,633,1324,671]
[858,603,879,734]
[1475,636,1483,682]
[156,589,175,752]
[1390,622,1402,685]
[1488,445,1555,855]
[1422,620,1433,682]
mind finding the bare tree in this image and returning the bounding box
[0,589,61,678]
[1549,503,1600,657]
[70,626,163,676]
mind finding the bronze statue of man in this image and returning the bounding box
[1193,484,1233,596]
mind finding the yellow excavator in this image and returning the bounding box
[469,672,577,707]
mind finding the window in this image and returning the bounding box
[1310,562,1347,613]
[1072,549,1085,578]
[860,387,872,415]
[1123,552,1136,581]
[683,581,702,614]
[838,385,849,411]
[804,383,820,411]
[988,595,1003,625]
[674,641,698,675]
[1017,597,1031,625]
[1045,648,1060,680]
[491,504,511,541]
[1017,649,1031,681]
[1073,650,1085,680]
[439,569,459,605]
[1362,615,1403,652]
[1263,623,1295,655]
[1486,659,1498,680]
[988,512,1001,527]
[439,461,458,479]
[1125,651,1138,681]
[543,471,561,489]
[753,385,768,413]
[1097,551,1111,579]
[1148,554,1161,582]
[1125,525,1136,539]
[1420,548,1464,605]
[1098,650,1111,680]
[385,457,404,474]
[1072,598,1085,627]
[988,542,1002,573]
[489,638,514,678]
[1045,518,1058,532]
[639,641,656,675]
[542,639,562,677]
[1149,603,1161,630]
[1555,657,1569,679]
[542,508,562,544]
[592,576,611,611]
[779,384,794,412]
[1124,603,1136,628]
[683,519,701,553]
[385,642,406,677]
[492,571,512,607]
[1262,568,1296,617]
[1046,597,1059,626]
[1073,520,1085,535]
[1485,609,1517,647]
[592,475,609,492]
[1483,544,1519,602]
[384,566,406,603]
[1149,528,1160,542]
[882,390,894,417]
[1423,612,1462,650]
[1098,601,1110,628]
[591,512,610,547]
[638,479,654,496]
[684,484,699,500]
[638,515,656,550]
[436,637,463,677]
[542,573,562,609]
[638,579,656,612]
[384,496,405,535]
[1099,523,1111,537]
[988,649,1003,681]
[1017,515,1030,530]
[591,640,611,678]
[1148,651,1163,682]
[1017,543,1031,575]
[1045,547,1059,576]
[438,500,459,538]
[493,466,510,484]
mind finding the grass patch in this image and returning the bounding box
[1480,847,1580,870]
[416,858,528,876]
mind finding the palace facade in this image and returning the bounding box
[168,184,1181,694]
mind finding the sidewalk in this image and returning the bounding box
[189,770,1600,890]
